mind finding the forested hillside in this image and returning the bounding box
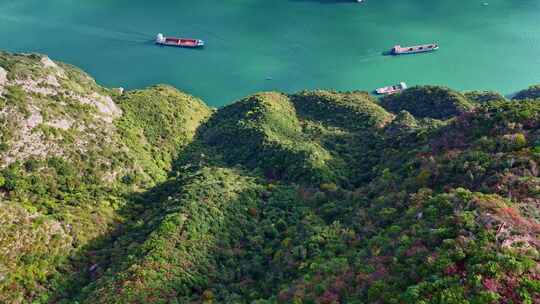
[0,51,539,303]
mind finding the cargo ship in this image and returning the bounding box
[155,33,205,48]
[376,82,407,95]
[391,43,438,55]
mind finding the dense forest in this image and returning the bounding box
[0,51,539,303]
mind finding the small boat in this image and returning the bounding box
[391,43,438,55]
[376,82,407,95]
[155,33,205,48]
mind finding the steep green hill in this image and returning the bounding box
[381,86,475,119]
[464,91,507,104]
[513,84,540,101]
[1,52,539,303]
[189,92,334,183]
[0,51,210,303]
[290,90,392,131]
[115,85,212,182]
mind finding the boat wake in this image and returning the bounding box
[0,13,152,44]
[356,51,384,61]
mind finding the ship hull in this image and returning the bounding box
[157,43,204,48]
[156,36,205,48]
[156,42,204,48]
[392,44,438,55]
[375,82,407,95]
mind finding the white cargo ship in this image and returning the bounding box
[376,82,407,95]
[391,43,438,55]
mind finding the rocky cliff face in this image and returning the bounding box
[1,51,539,303]
[0,53,121,168]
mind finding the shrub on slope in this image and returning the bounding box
[464,90,507,104]
[194,92,334,183]
[513,84,540,100]
[256,99,540,303]
[381,86,475,119]
[272,189,540,303]
[286,90,393,187]
[115,85,212,182]
[75,167,263,303]
[259,99,540,303]
[0,52,212,303]
[290,90,392,131]
[0,52,133,302]
[0,202,74,303]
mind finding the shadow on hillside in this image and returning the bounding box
[49,114,265,301]
[49,178,181,302]
[287,92,389,187]
[505,91,519,100]
[170,100,336,184]
[51,165,272,302]
[288,92,388,132]
[49,90,390,300]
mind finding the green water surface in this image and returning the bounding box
[1,0,539,106]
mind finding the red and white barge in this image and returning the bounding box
[156,33,205,48]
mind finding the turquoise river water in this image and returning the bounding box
[0,0,539,106]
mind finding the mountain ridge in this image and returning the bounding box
[0,51,539,303]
